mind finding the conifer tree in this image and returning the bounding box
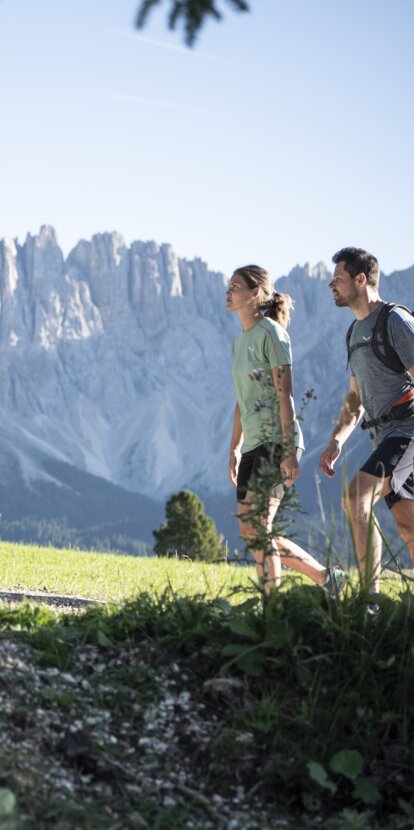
[153,489,224,561]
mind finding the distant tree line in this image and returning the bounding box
[0,519,149,557]
[0,489,227,562]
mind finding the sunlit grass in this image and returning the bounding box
[0,540,410,603]
[0,541,257,602]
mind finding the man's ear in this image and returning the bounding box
[355,272,366,286]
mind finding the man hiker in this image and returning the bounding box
[319,247,414,592]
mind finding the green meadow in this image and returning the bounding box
[0,541,256,603]
[0,540,408,603]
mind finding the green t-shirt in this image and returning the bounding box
[232,317,304,453]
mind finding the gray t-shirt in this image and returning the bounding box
[349,303,414,445]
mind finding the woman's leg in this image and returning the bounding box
[275,537,328,584]
[238,492,282,591]
[266,502,328,585]
[238,492,331,589]
[236,445,336,591]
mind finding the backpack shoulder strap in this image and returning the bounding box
[345,320,357,368]
[372,303,413,373]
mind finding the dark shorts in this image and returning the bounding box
[360,435,414,509]
[236,443,302,503]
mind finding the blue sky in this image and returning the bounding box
[0,0,413,278]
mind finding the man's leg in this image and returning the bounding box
[391,499,414,565]
[342,470,391,591]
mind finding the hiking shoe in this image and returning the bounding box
[366,592,381,616]
[324,567,348,599]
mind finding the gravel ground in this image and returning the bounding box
[0,637,283,829]
[0,594,288,830]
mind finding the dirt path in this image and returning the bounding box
[0,589,106,612]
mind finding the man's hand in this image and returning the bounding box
[280,453,299,487]
[320,439,341,478]
[228,451,240,486]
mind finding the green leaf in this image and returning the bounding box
[398,798,414,816]
[376,655,396,669]
[97,629,112,647]
[234,597,260,613]
[236,651,265,676]
[330,749,363,781]
[178,599,198,624]
[221,643,252,656]
[307,762,337,794]
[302,792,321,812]
[261,632,290,649]
[352,777,381,805]
[212,598,232,614]
[228,618,261,641]
[57,692,74,711]
[0,789,16,817]
[40,687,58,701]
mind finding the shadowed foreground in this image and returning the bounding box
[0,585,413,829]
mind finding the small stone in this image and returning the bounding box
[211,794,223,804]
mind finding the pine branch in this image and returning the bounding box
[135,0,251,46]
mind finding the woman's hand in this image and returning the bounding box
[280,453,299,487]
[228,450,240,486]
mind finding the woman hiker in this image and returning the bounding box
[226,264,347,595]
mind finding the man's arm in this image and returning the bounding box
[320,376,364,478]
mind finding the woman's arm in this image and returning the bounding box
[229,402,243,486]
[272,365,299,486]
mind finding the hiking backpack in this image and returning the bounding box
[346,302,414,373]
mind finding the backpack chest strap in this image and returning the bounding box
[348,338,372,357]
[347,337,372,368]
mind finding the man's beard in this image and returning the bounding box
[332,291,358,308]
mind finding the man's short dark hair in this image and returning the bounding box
[332,247,379,287]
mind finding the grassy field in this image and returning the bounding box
[0,541,257,603]
[0,539,410,603]
[0,542,414,829]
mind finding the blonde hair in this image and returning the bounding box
[234,265,293,328]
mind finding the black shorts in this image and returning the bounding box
[236,443,302,503]
[360,435,414,509]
